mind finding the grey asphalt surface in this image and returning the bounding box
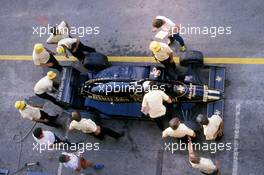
[0,0,264,175]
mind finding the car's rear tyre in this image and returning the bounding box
[180,50,204,67]
[83,52,110,71]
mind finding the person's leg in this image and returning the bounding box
[70,49,85,62]
[40,110,57,121]
[47,54,63,72]
[154,117,165,131]
[42,121,62,128]
[36,93,65,109]
[168,57,177,70]
[39,110,61,128]
[172,33,185,47]
[91,133,104,140]
[168,35,175,45]
[53,81,60,90]
[100,127,124,139]
[79,42,96,53]
[161,59,178,80]
[54,134,72,146]
[54,135,63,143]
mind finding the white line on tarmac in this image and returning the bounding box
[232,104,241,175]
[57,163,63,175]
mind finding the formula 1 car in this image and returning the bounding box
[55,51,225,120]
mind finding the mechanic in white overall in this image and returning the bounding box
[196,114,224,140]
[34,71,65,108]
[188,137,220,175]
[68,111,124,140]
[141,81,172,130]
[162,117,196,139]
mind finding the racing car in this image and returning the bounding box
[55,51,225,120]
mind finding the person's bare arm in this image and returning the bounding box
[75,167,81,172]
[152,54,160,63]
[141,106,148,114]
[94,126,101,135]
[33,118,48,123]
[72,38,80,53]
[63,20,70,29]
[215,160,221,175]
[168,52,174,62]
[219,121,224,131]
[172,25,180,34]
[64,46,69,58]
[152,27,158,32]
[188,137,194,154]
[39,62,54,67]
[30,104,44,108]
[216,121,224,137]
[165,97,172,103]
[141,96,148,114]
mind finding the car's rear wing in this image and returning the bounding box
[207,66,226,118]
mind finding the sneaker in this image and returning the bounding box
[180,45,186,52]
[94,164,104,170]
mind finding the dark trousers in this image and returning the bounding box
[92,127,122,140]
[160,58,178,80]
[39,110,61,128]
[36,93,65,108]
[70,42,96,62]
[47,54,63,72]
[54,135,72,146]
[168,33,185,46]
[154,116,166,131]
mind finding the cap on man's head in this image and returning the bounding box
[47,71,57,80]
[149,41,161,53]
[34,43,44,54]
[56,46,65,54]
[15,101,26,110]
